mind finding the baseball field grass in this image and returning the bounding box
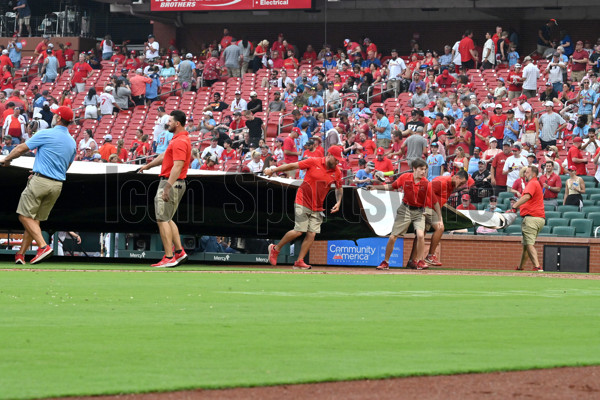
[1,262,600,399]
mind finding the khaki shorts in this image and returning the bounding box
[377,138,391,150]
[521,216,545,245]
[19,16,30,25]
[424,207,442,231]
[571,70,585,83]
[293,204,323,233]
[521,133,536,146]
[391,203,425,237]
[155,179,186,222]
[508,91,521,100]
[17,175,63,221]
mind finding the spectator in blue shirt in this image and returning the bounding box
[572,115,590,138]
[322,53,337,70]
[353,160,375,188]
[368,107,392,149]
[145,68,161,104]
[503,109,520,143]
[8,36,22,68]
[426,142,445,180]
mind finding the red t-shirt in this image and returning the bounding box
[435,74,456,88]
[54,50,66,68]
[111,54,126,64]
[571,50,589,72]
[491,151,509,186]
[358,139,376,155]
[72,61,92,84]
[567,146,587,176]
[1,71,13,90]
[220,148,237,162]
[457,204,477,210]
[118,147,129,162]
[374,157,394,172]
[135,142,151,157]
[538,173,561,199]
[160,131,192,180]
[283,136,298,163]
[459,37,475,63]
[425,175,455,209]
[302,51,317,61]
[391,173,430,208]
[314,146,325,157]
[271,58,284,70]
[474,124,490,152]
[488,114,507,140]
[302,149,321,159]
[200,164,217,170]
[520,178,545,218]
[283,58,298,70]
[295,157,342,212]
[507,71,522,92]
[64,48,75,62]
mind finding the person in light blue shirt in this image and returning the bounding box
[353,160,374,188]
[503,109,520,144]
[572,115,590,138]
[369,107,392,148]
[42,50,58,83]
[2,106,76,265]
[8,37,22,68]
[154,129,174,154]
[426,143,445,180]
[508,47,520,67]
[467,147,482,175]
[145,70,161,103]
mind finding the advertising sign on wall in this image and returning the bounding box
[327,238,404,268]
[151,0,313,12]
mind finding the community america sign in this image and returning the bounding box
[151,0,313,11]
[327,238,404,268]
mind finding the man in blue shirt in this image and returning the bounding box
[426,142,445,180]
[353,160,374,188]
[8,36,23,68]
[368,107,392,149]
[154,128,174,154]
[13,0,31,37]
[2,106,76,265]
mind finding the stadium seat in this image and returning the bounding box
[589,194,600,202]
[581,177,598,188]
[544,203,557,212]
[544,211,561,220]
[552,226,576,236]
[570,219,593,237]
[539,226,553,235]
[557,205,579,213]
[582,200,596,207]
[498,192,513,202]
[562,211,585,220]
[547,218,569,228]
[586,212,600,227]
[504,225,521,235]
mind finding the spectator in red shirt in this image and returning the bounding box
[138,110,192,268]
[510,165,545,271]
[473,115,491,152]
[283,50,298,70]
[282,128,301,178]
[435,69,456,89]
[356,131,376,155]
[488,104,507,147]
[34,36,50,73]
[270,50,284,70]
[63,42,75,70]
[490,141,512,195]
[200,154,218,170]
[567,137,588,176]
[456,193,476,210]
[220,28,233,50]
[571,40,589,82]
[507,64,523,100]
[271,33,285,55]
[302,44,317,61]
[538,161,562,210]
[54,43,66,73]
[363,38,377,56]
[374,147,394,172]
[368,158,437,271]
[265,146,344,270]
[459,30,478,69]
[71,53,93,93]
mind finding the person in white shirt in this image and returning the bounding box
[512,95,532,120]
[582,128,599,156]
[387,49,407,95]
[99,86,118,116]
[503,144,530,188]
[152,106,170,137]
[230,91,248,112]
[521,56,540,98]
[144,34,159,60]
[451,39,462,71]
[545,52,566,93]
[201,137,224,159]
[246,150,264,173]
[482,32,496,69]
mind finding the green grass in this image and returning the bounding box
[1,263,600,399]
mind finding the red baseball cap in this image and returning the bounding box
[65,42,72,46]
[376,147,385,155]
[518,94,527,100]
[51,106,74,122]
[328,145,344,163]
[573,136,583,143]
[568,164,577,171]
[462,194,471,200]
[428,101,435,108]
[291,127,301,134]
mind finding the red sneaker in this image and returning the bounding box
[533,266,543,272]
[30,245,53,265]
[515,266,523,270]
[268,244,280,266]
[151,256,178,268]
[293,259,312,270]
[15,254,25,265]
[173,250,188,266]
[424,254,442,267]
[416,260,429,270]
[406,259,417,269]
[376,260,389,270]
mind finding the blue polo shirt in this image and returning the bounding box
[25,125,76,181]
[376,116,392,140]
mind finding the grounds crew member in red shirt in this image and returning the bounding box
[368,158,437,271]
[265,146,344,270]
[509,165,545,271]
[138,110,192,268]
[422,170,469,267]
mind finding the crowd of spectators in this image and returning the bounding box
[1,23,600,210]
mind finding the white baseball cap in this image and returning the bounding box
[545,101,554,107]
[250,91,257,97]
[104,134,113,141]
[105,86,114,92]
[1,49,7,55]
[186,53,193,59]
[494,104,503,109]
[136,68,143,73]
